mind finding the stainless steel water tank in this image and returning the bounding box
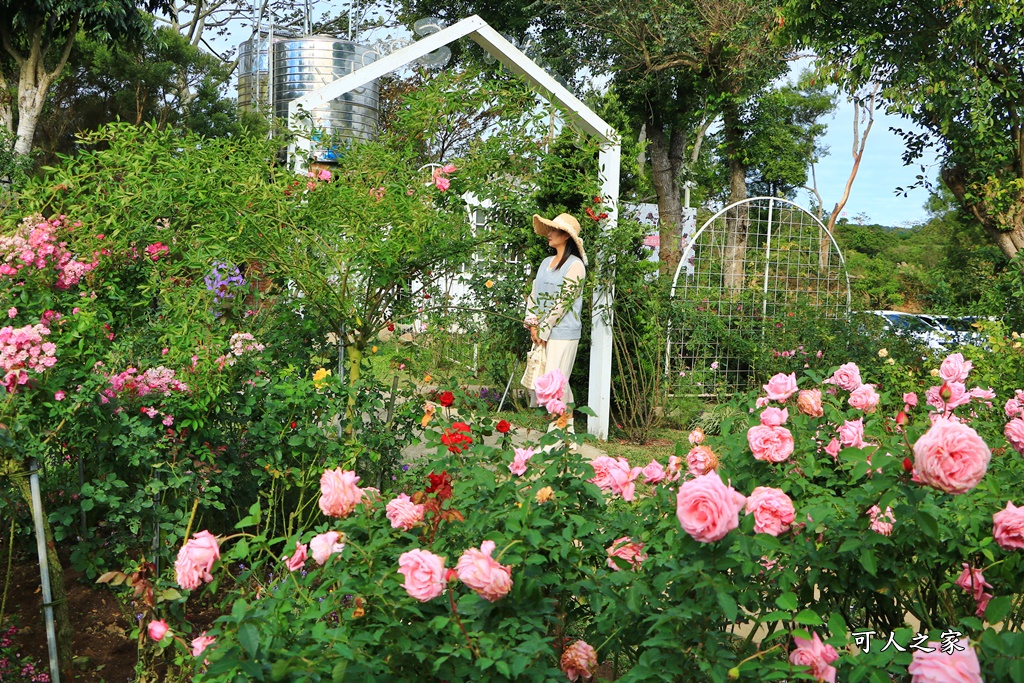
[272,36,380,157]
[237,34,271,113]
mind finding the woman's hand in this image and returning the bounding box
[529,326,544,347]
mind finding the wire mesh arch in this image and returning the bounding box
[665,197,851,393]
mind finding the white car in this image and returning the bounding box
[864,311,952,350]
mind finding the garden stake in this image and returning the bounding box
[496,359,520,413]
[29,458,60,683]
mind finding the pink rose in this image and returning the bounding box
[533,368,566,405]
[825,362,862,391]
[6,307,15,319]
[908,639,982,683]
[755,396,771,408]
[54,390,65,401]
[590,456,639,501]
[148,619,169,641]
[747,425,795,463]
[763,372,798,401]
[797,389,823,417]
[509,447,534,476]
[545,398,568,416]
[309,531,344,565]
[174,530,220,590]
[686,445,719,476]
[560,640,598,682]
[666,455,683,481]
[912,418,991,494]
[970,386,996,406]
[760,406,789,426]
[1005,418,1024,455]
[318,468,364,518]
[456,540,513,602]
[675,472,747,543]
[904,392,918,408]
[745,486,795,536]
[642,459,666,484]
[993,501,1024,550]
[926,381,971,412]
[940,352,973,383]
[434,176,450,191]
[824,438,841,459]
[317,169,332,181]
[688,428,706,445]
[606,536,646,571]
[955,563,993,603]
[1005,397,1023,418]
[398,549,446,602]
[283,541,307,572]
[838,418,865,449]
[849,384,880,413]
[386,493,426,530]
[868,505,895,536]
[191,633,216,657]
[789,632,838,683]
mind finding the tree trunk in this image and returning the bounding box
[10,460,74,679]
[942,165,1024,260]
[722,101,748,293]
[647,116,687,276]
[14,84,45,155]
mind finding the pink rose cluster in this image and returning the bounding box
[789,632,838,683]
[398,540,513,603]
[675,472,747,543]
[431,163,456,192]
[0,323,57,392]
[145,242,169,261]
[534,368,569,416]
[911,417,990,495]
[590,456,640,501]
[175,530,220,590]
[229,332,265,357]
[103,365,190,403]
[0,214,98,288]
[747,407,795,463]
[319,468,365,518]
[385,493,425,531]
[923,353,995,415]
[606,537,646,571]
[955,563,993,618]
[867,505,895,537]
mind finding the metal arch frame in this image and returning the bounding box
[665,196,852,375]
[285,15,621,441]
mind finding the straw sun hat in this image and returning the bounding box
[532,213,588,266]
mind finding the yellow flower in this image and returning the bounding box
[886,358,895,365]
[312,367,331,388]
[485,280,494,288]
[1013,331,1020,339]
[930,368,940,377]
[371,345,379,353]
[877,348,888,358]
[1015,342,1022,349]
[535,486,554,504]
[424,374,433,383]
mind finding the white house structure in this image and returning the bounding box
[286,15,622,440]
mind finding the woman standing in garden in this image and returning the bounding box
[524,212,587,432]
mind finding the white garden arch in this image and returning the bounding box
[286,15,621,440]
[666,197,850,392]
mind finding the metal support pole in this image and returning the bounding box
[29,459,60,683]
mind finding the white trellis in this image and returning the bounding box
[286,15,621,440]
[666,197,850,392]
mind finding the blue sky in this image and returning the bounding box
[792,91,941,228]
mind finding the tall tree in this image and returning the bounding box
[784,0,1024,259]
[0,0,172,156]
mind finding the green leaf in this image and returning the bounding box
[985,596,1013,624]
[794,609,823,626]
[718,592,738,622]
[331,661,348,683]
[776,592,799,611]
[859,549,877,576]
[238,622,259,656]
[915,511,939,539]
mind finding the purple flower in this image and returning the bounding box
[205,261,245,303]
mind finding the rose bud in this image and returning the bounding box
[896,411,908,426]
[902,457,914,472]
[939,383,953,402]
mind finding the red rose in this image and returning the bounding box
[387,323,395,332]
[291,421,297,429]
[426,471,453,500]
[439,391,455,407]
[440,422,472,454]
[496,419,511,434]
